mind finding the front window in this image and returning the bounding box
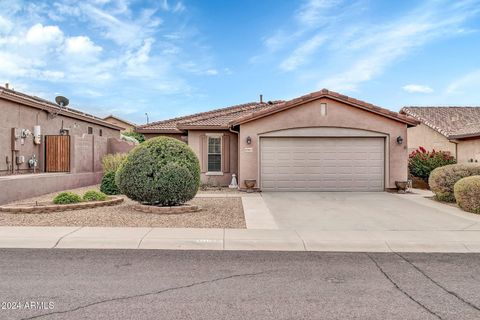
[207,136,222,172]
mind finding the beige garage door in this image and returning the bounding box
[260,137,385,191]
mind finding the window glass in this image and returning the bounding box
[207,136,221,172]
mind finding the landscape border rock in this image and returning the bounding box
[0,197,124,214]
[132,203,200,214]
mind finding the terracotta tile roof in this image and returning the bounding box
[0,86,123,130]
[136,101,283,133]
[401,106,480,139]
[230,89,418,126]
[137,89,418,133]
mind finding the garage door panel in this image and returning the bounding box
[260,137,385,192]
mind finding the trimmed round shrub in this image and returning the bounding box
[115,137,200,206]
[100,171,121,195]
[83,190,107,202]
[429,164,480,202]
[53,192,82,204]
[454,176,480,214]
[408,147,456,182]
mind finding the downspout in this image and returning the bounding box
[229,125,240,189]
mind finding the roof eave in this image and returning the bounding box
[449,133,480,140]
[0,88,123,131]
[176,124,229,130]
[231,94,418,126]
[134,128,185,134]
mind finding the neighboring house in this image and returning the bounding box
[0,86,134,204]
[136,89,418,191]
[103,115,136,132]
[401,107,480,163]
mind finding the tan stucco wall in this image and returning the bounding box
[457,139,480,163]
[188,130,238,186]
[104,117,134,132]
[406,124,456,155]
[0,99,120,175]
[238,97,409,189]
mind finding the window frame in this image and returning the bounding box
[206,134,223,175]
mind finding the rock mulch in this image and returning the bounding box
[0,185,245,228]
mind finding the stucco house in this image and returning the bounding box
[136,89,418,191]
[103,115,136,132]
[0,85,134,204]
[401,107,480,163]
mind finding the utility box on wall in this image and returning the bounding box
[11,128,20,151]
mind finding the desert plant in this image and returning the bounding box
[53,192,82,204]
[454,176,480,214]
[101,153,127,173]
[408,147,456,182]
[83,190,107,202]
[115,136,200,206]
[123,131,145,143]
[429,164,480,202]
[100,171,121,195]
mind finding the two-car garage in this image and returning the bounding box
[260,137,385,192]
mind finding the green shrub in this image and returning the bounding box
[101,153,128,173]
[53,192,82,204]
[408,147,456,182]
[115,137,200,206]
[454,176,480,214]
[429,164,480,202]
[83,190,107,202]
[100,171,121,195]
[123,131,145,143]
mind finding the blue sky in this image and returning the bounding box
[1,0,480,125]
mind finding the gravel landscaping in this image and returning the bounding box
[0,185,246,228]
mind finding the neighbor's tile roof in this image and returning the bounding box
[401,106,480,139]
[137,88,418,133]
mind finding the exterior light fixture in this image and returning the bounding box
[246,136,252,145]
[396,136,404,145]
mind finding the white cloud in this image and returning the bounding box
[205,69,218,75]
[25,23,64,45]
[0,15,13,33]
[280,34,326,71]
[296,0,341,27]
[403,84,434,93]
[318,1,480,91]
[65,36,102,56]
[446,69,480,94]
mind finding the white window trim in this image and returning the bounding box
[206,133,223,175]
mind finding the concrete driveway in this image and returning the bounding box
[262,192,480,232]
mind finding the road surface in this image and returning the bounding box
[0,249,479,319]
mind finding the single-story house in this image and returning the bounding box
[136,89,418,191]
[400,107,480,163]
[103,115,136,132]
[0,85,134,204]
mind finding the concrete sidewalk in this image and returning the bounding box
[1,226,479,252]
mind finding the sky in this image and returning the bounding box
[1,0,480,125]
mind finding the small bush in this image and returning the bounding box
[429,164,480,202]
[408,147,456,182]
[454,176,480,214]
[100,171,121,195]
[123,131,145,143]
[101,153,127,173]
[83,190,107,202]
[53,192,82,204]
[116,136,200,206]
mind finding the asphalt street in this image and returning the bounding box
[0,249,479,320]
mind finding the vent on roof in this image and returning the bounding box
[260,94,263,103]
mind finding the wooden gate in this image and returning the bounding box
[45,135,71,172]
